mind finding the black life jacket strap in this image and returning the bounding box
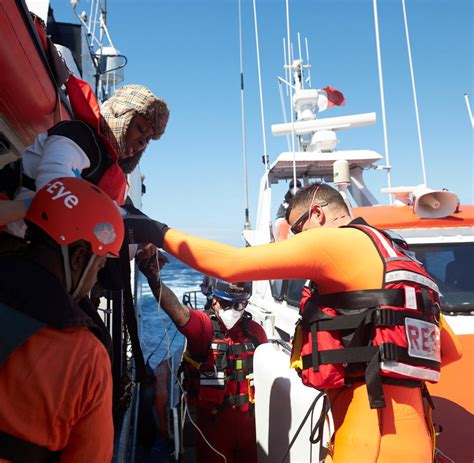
[22,173,36,192]
[229,370,247,382]
[0,302,45,367]
[310,288,406,311]
[227,342,255,355]
[223,393,249,408]
[304,306,432,332]
[302,345,378,370]
[0,430,60,463]
[240,313,261,350]
[302,343,440,371]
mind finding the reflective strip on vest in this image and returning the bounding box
[367,226,398,258]
[200,371,225,387]
[385,270,439,293]
[381,361,440,382]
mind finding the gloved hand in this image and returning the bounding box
[121,203,169,248]
[136,250,169,290]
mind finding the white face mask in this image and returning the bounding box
[218,308,243,330]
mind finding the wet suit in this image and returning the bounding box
[162,225,462,462]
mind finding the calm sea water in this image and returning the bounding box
[139,253,204,369]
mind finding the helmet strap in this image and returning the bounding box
[61,245,72,293]
[71,254,96,300]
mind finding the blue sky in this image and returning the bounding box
[54,0,472,245]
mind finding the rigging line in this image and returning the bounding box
[91,0,100,43]
[238,0,251,229]
[401,0,427,186]
[252,0,270,187]
[157,328,179,365]
[285,0,298,191]
[146,318,173,364]
[465,94,474,129]
[278,79,292,152]
[372,0,393,202]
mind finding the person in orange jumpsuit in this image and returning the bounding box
[0,177,124,463]
[129,182,462,462]
[138,253,267,463]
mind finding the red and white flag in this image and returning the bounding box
[317,86,345,111]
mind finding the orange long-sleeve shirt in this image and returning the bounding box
[0,326,113,463]
[164,227,461,363]
[164,225,462,462]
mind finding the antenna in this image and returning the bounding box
[297,32,304,89]
[283,38,289,96]
[401,0,427,186]
[277,78,291,152]
[465,93,474,129]
[252,0,270,186]
[372,0,393,201]
[305,37,312,87]
[285,0,298,191]
[238,0,251,229]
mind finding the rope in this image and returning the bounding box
[280,390,327,463]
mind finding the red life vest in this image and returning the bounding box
[65,76,127,205]
[184,313,259,412]
[296,223,441,409]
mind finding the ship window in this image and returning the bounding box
[412,243,474,314]
[284,279,306,307]
[270,280,284,301]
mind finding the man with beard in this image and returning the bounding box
[0,83,169,244]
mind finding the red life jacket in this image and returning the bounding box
[65,76,127,205]
[184,312,259,412]
[296,222,441,409]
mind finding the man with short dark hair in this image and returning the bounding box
[130,182,462,462]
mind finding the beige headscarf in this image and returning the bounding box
[100,84,169,172]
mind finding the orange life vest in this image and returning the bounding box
[184,313,259,412]
[65,76,127,205]
[295,223,441,409]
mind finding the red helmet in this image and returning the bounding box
[26,177,124,256]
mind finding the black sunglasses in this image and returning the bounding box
[218,300,248,312]
[290,202,328,235]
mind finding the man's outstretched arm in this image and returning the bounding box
[152,283,190,328]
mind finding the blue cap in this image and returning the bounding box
[211,280,252,302]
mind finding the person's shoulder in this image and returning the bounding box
[245,318,268,342]
[52,327,111,367]
[47,121,101,153]
[180,309,212,338]
[48,120,97,138]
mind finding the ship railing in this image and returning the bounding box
[182,290,207,311]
